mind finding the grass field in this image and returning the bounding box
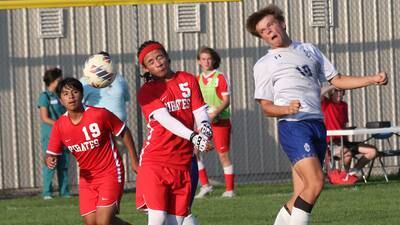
[1,177,400,225]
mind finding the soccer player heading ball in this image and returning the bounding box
[135,40,213,225]
[246,4,387,225]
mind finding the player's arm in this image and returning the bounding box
[193,105,213,140]
[39,107,56,126]
[209,94,230,122]
[120,127,139,174]
[153,108,212,152]
[329,72,387,89]
[257,99,301,118]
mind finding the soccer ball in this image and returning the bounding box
[82,54,115,88]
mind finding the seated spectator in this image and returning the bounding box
[321,85,377,178]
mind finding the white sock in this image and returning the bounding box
[182,214,199,225]
[165,214,185,225]
[223,165,234,174]
[289,207,310,225]
[148,209,167,225]
[197,160,205,170]
[273,206,291,225]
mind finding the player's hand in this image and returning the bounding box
[287,100,301,115]
[131,160,139,174]
[190,133,211,152]
[372,72,388,85]
[199,120,213,140]
[45,155,58,170]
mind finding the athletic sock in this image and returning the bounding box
[197,160,209,186]
[223,165,234,191]
[289,197,313,225]
[273,205,291,225]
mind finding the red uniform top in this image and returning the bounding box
[197,70,230,99]
[137,71,206,170]
[321,97,348,142]
[47,106,125,182]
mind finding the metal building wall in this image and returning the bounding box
[0,6,141,191]
[0,0,399,191]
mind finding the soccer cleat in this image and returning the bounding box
[221,190,236,198]
[182,214,199,225]
[43,196,53,200]
[195,185,213,198]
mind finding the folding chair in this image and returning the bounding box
[364,122,400,182]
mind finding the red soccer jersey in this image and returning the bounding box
[137,71,206,170]
[321,97,348,142]
[197,70,230,100]
[47,106,125,182]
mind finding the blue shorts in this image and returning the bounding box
[278,120,327,165]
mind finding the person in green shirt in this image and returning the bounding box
[37,67,70,199]
[194,46,235,198]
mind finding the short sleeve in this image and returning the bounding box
[216,73,230,96]
[311,45,338,81]
[46,121,64,155]
[38,92,49,108]
[253,62,274,101]
[103,109,125,136]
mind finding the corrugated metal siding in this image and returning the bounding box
[1,0,400,191]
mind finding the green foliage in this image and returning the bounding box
[1,179,400,225]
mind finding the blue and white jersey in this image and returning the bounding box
[253,41,338,121]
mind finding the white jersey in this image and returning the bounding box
[253,41,338,121]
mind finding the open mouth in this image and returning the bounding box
[271,35,278,40]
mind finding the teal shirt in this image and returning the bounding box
[37,91,66,148]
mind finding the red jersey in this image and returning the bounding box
[47,106,125,182]
[137,71,206,170]
[197,70,230,99]
[321,97,348,142]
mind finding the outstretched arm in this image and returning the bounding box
[330,72,387,90]
[121,127,139,174]
[258,99,301,118]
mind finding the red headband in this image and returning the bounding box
[138,43,165,65]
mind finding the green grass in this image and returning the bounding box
[1,177,400,225]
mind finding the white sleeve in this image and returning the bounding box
[193,105,209,129]
[152,108,193,140]
[253,60,274,101]
[312,45,339,81]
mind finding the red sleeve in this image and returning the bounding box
[103,109,125,136]
[189,74,206,111]
[47,121,64,155]
[137,84,165,120]
[216,73,229,95]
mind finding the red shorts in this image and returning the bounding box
[79,175,124,216]
[212,119,231,153]
[136,165,191,216]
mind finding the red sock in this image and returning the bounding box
[199,168,209,186]
[224,173,235,191]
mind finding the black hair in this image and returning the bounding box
[98,51,110,57]
[246,4,285,38]
[43,67,62,87]
[197,46,221,69]
[137,40,169,82]
[56,77,84,98]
